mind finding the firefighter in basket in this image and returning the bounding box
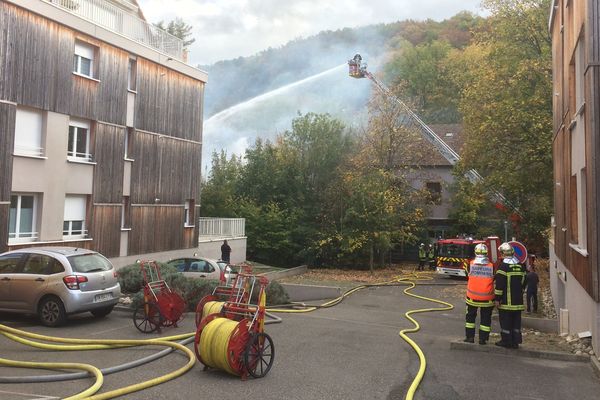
[463,243,495,345]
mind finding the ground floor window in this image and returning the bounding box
[9,194,38,242]
[63,195,87,238]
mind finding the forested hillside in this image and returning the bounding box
[201,0,553,267]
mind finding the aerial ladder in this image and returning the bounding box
[347,54,520,217]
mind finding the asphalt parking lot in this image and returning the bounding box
[1,282,599,400]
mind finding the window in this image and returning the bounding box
[9,194,38,242]
[124,128,133,159]
[569,174,578,243]
[14,107,44,157]
[184,200,195,226]
[128,58,137,91]
[73,41,96,78]
[574,37,585,111]
[426,182,442,205]
[68,119,92,161]
[63,195,87,238]
[0,254,23,273]
[121,196,131,229]
[22,254,58,275]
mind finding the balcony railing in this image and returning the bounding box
[198,218,246,239]
[45,0,184,60]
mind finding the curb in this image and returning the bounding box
[450,340,590,363]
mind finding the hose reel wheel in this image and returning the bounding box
[133,302,164,333]
[243,332,274,378]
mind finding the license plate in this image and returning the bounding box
[94,293,113,303]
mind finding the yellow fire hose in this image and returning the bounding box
[267,270,454,400]
[0,270,452,400]
[0,323,196,399]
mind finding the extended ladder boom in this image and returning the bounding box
[348,54,520,216]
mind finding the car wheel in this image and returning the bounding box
[91,305,114,318]
[38,296,67,327]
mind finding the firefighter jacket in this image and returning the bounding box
[418,247,426,261]
[427,249,435,261]
[466,257,495,307]
[494,257,527,311]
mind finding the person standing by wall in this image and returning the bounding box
[221,240,232,264]
[526,265,539,313]
[464,243,495,345]
[494,243,527,349]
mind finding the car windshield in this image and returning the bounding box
[438,243,475,258]
[67,253,112,273]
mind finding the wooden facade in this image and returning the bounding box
[0,1,205,259]
[551,0,600,301]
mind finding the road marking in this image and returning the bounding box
[0,389,58,399]
[89,324,132,336]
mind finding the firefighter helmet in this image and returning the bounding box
[498,242,514,257]
[474,243,488,256]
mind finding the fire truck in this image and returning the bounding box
[435,236,501,277]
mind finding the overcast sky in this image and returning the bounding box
[138,0,483,65]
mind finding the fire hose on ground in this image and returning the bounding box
[0,270,452,400]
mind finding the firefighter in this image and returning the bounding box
[418,243,427,271]
[463,243,495,345]
[427,244,435,270]
[494,242,528,349]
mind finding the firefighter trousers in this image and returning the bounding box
[465,304,492,341]
[498,309,522,345]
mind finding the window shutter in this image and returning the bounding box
[64,196,87,221]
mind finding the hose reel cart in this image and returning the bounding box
[194,264,255,326]
[194,276,275,379]
[133,260,186,333]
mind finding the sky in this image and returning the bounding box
[138,0,484,65]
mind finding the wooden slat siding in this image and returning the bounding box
[0,3,71,112]
[135,58,204,141]
[183,228,195,249]
[0,204,8,253]
[553,131,567,262]
[129,131,160,204]
[128,206,186,255]
[89,205,121,257]
[0,102,15,202]
[159,139,201,204]
[588,0,600,300]
[93,123,125,203]
[0,2,127,124]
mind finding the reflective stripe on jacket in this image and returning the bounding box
[466,259,495,304]
[494,257,527,311]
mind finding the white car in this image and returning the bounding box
[166,257,237,283]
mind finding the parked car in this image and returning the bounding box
[0,247,121,327]
[166,256,237,283]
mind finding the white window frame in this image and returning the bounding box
[14,107,44,157]
[74,41,95,78]
[63,195,87,239]
[68,118,92,162]
[9,193,39,243]
[184,200,192,227]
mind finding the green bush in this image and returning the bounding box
[117,262,178,294]
[250,280,290,306]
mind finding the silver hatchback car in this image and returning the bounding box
[0,247,121,326]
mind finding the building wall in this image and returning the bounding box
[550,0,600,354]
[0,1,205,259]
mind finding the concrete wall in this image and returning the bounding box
[109,236,247,269]
[550,241,600,353]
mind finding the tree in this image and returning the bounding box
[155,18,196,48]
[448,0,553,252]
[199,151,241,217]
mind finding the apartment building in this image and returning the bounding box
[549,0,600,353]
[0,0,207,265]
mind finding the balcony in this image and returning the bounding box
[198,218,246,240]
[45,0,184,60]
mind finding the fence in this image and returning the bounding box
[198,218,245,239]
[45,0,184,59]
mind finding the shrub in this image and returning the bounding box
[250,280,290,306]
[117,262,178,294]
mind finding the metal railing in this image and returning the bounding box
[198,218,246,239]
[45,0,184,60]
